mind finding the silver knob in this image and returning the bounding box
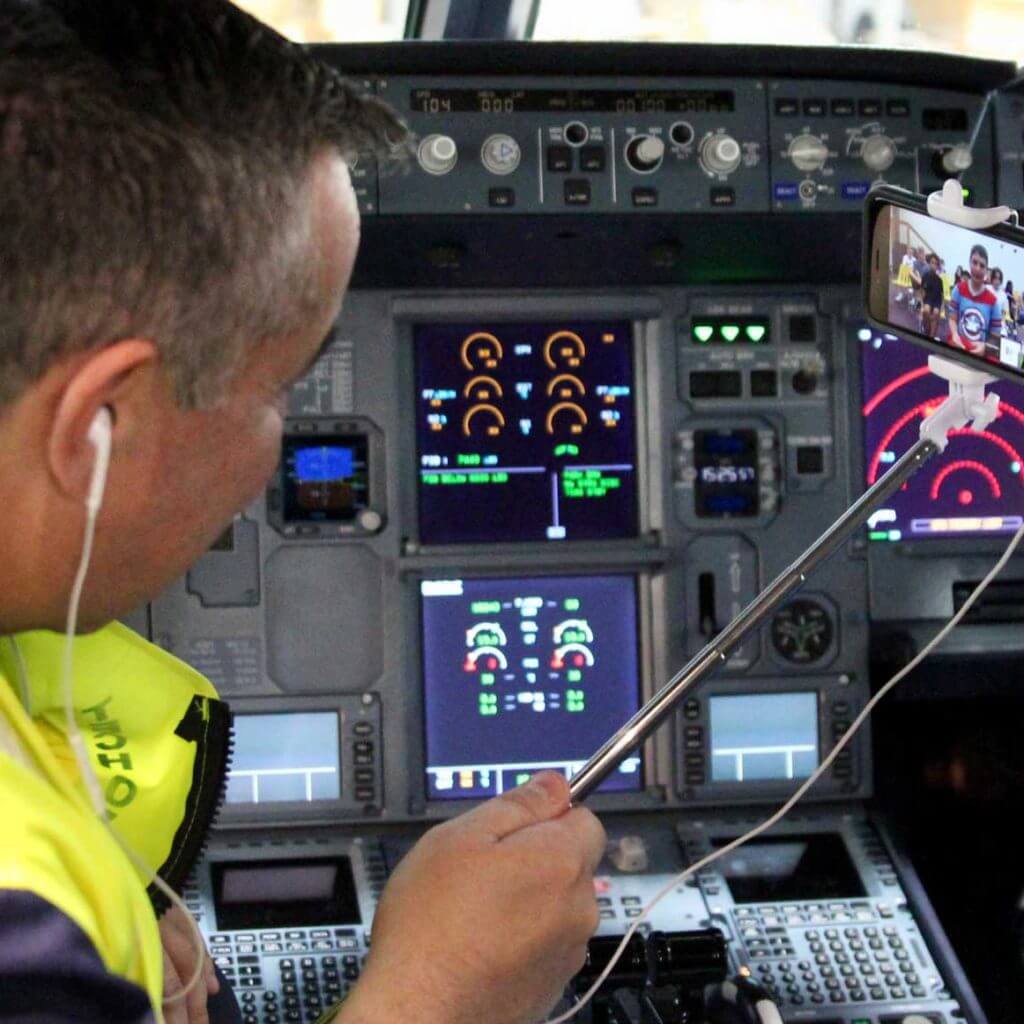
[700,133,742,176]
[942,143,973,175]
[481,134,521,176]
[788,133,829,172]
[861,134,896,173]
[418,134,458,176]
[357,509,384,533]
[625,134,666,173]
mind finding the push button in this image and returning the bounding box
[751,370,777,397]
[796,446,825,474]
[488,188,515,208]
[564,179,591,205]
[547,145,572,172]
[579,145,606,172]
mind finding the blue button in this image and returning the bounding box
[842,181,870,199]
[774,183,799,200]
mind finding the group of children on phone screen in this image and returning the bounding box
[895,241,1024,370]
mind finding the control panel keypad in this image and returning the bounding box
[212,929,366,1024]
[738,912,937,1008]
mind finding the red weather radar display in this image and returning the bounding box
[860,328,1024,540]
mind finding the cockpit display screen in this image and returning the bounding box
[225,712,341,805]
[414,322,638,544]
[282,434,369,523]
[860,327,1024,539]
[212,856,361,930]
[712,833,866,904]
[710,693,819,783]
[421,575,642,800]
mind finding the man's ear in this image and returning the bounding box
[47,339,160,503]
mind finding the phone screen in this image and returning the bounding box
[868,201,1024,383]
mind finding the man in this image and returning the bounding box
[948,243,1002,357]
[0,3,606,1023]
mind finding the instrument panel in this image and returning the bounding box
[141,42,1024,1024]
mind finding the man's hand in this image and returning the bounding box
[160,903,220,1024]
[339,772,606,1024]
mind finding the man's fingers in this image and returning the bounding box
[565,806,608,874]
[205,955,220,995]
[162,949,189,1024]
[458,771,570,842]
[160,910,211,1023]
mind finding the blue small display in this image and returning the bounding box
[295,446,355,483]
[421,575,642,800]
[710,693,819,783]
[282,433,369,523]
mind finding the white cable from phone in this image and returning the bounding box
[546,518,1024,1024]
[61,445,208,1006]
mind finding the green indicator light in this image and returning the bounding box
[693,325,714,343]
[1012,461,1022,475]
[720,324,741,342]
[962,187,971,199]
[869,531,889,541]
[554,443,581,457]
[471,600,501,614]
[888,529,902,542]
[745,324,767,342]
[515,772,531,786]
[564,598,581,611]
[567,669,582,683]
[480,673,495,686]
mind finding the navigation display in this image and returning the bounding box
[710,693,819,783]
[225,712,341,805]
[421,575,642,800]
[860,327,1024,539]
[414,322,638,544]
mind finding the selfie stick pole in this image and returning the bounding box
[569,180,1012,804]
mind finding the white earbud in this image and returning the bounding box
[85,407,112,516]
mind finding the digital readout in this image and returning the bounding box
[411,88,735,115]
[694,429,759,518]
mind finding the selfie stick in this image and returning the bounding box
[569,180,1011,803]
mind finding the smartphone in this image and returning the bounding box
[865,184,1024,385]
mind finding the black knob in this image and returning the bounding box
[792,369,818,395]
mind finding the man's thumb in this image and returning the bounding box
[461,771,570,841]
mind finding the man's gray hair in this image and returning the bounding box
[0,0,408,408]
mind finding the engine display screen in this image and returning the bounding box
[414,322,638,544]
[710,693,819,783]
[225,712,341,805]
[212,856,361,930]
[282,434,369,523]
[421,575,642,799]
[712,833,866,904]
[860,327,1024,539]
